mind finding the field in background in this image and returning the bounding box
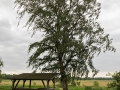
[0,80,112,90]
[0,79,113,87]
[80,80,113,87]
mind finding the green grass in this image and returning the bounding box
[0,86,11,90]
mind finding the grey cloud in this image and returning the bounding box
[93,0,120,73]
[0,0,14,14]
[93,51,120,72]
[98,0,120,11]
[111,34,120,43]
[0,18,13,42]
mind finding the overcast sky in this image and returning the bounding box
[0,0,120,77]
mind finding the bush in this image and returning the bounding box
[76,81,80,86]
[93,81,99,87]
[84,81,103,90]
[107,71,120,90]
[84,86,93,90]
[71,81,76,86]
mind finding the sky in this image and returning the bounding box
[0,0,120,77]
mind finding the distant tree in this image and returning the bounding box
[2,74,16,79]
[0,57,3,83]
[15,0,115,90]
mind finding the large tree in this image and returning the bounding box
[15,0,115,90]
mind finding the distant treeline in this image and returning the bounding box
[2,74,17,79]
[2,74,114,80]
[83,77,114,80]
[69,77,114,80]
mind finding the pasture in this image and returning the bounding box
[0,79,113,90]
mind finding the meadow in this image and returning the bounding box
[0,79,114,90]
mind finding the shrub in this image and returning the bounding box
[93,81,99,87]
[84,86,93,90]
[107,71,120,90]
[76,81,80,86]
[84,81,103,90]
[71,81,76,86]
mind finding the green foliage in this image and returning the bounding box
[76,81,80,86]
[2,74,16,79]
[14,0,115,89]
[0,86,10,90]
[70,80,80,86]
[93,81,99,87]
[84,81,104,90]
[0,57,3,68]
[84,86,93,90]
[71,81,77,86]
[107,71,120,90]
[0,57,3,83]
[15,0,115,77]
[0,70,2,83]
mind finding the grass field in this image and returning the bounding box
[0,79,114,90]
[80,80,113,87]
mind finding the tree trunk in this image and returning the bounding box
[60,69,68,90]
[59,55,68,90]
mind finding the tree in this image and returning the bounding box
[0,57,3,83]
[15,0,115,90]
[107,71,120,90]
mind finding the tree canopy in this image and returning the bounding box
[15,0,115,90]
